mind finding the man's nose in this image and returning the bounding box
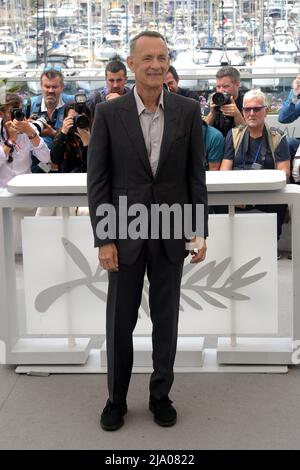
[150,58,161,68]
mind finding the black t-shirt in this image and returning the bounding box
[205,90,244,137]
[224,128,290,170]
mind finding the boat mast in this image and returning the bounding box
[207,0,213,46]
[125,0,129,50]
[233,0,236,43]
[87,0,91,67]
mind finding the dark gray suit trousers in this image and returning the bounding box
[106,238,184,403]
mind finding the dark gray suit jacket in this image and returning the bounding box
[87,89,208,265]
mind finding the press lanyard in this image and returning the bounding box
[242,139,263,170]
[253,141,263,164]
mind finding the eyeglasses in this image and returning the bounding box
[44,65,62,72]
[243,106,266,114]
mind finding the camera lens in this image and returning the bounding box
[212,92,230,107]
[74,114,89,129]
[12,109,25,121]
[31,116,47,133]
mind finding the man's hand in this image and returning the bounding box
[203,93,217,125]
[221,96,239,117]
[106,92,121,101]
[221,96,245,125]
[98,243,119,272]
[41,122,56,138]
[188,237,207,264]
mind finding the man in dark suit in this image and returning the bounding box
[87,31,208,431]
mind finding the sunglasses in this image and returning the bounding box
[44,65,62,72]
[243,106,266,114]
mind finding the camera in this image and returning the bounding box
[73,114,89,129]
[11,108,25,121]
[212,92,231,107]
[72,93,89,130]
[29,114,48,133]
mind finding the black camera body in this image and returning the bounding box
[212,92,231,108]
[11,108,25,121]
[71,93,89,131]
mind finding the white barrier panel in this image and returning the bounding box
[266,114,300,139]
[21,213,277,336]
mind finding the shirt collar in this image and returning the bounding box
[133,86,164,116]
[41,95,64,113]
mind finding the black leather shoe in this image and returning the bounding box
[100,399,127,431]
[149,396,177,427]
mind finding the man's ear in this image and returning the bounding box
[127,56,134,73]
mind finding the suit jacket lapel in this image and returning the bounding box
[155,91,179,176]
[119,91,153,178]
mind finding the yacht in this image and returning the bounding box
[270,32,298,54]
[252,53,299,87]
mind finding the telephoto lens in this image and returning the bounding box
[30,116,48,133]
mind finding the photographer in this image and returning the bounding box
[0,93,50,188]
[220,89,290,251]
[204,66,245,137]
[278,73,300,181]
[50,95,91,173]
[25,67,74,149]
[86,60,130,117]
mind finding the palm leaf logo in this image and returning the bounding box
[34,239,267,316]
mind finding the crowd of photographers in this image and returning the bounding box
[0,58,297,258]
[0,60,294,182]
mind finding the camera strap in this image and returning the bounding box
[25,95,32,119]
[241,129,268,170]
[0,120,5,142]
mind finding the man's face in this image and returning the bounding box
[127,36,169,91]
[41,76,64,109]
[216,76,240,100]
[106,70,127,95]
[243,98,267,129]
[164,71,179,93]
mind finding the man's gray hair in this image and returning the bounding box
[243,89,267,106]
[215,66,240,81]
[130,30,167,55]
